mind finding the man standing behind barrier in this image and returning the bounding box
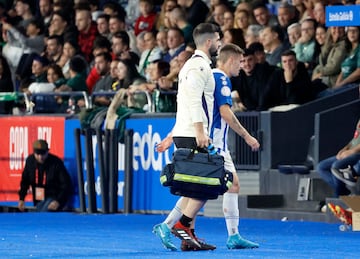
[18,139,72,212]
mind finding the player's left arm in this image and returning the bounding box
[220,104,260,151]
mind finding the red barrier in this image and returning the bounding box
[0,116,65,201]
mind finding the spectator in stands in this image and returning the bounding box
[312,26,347,90]
[157,50,193,91]
[89,0,102,21]
[112,58,146,92]
[248,42,267,64]
[156,0,177,30]
[134,0,157,36]
[252,2,278,27]
[58,39,82,79]
[92,52,114,107]
[38,0,53,28]
[313,1,326,27]
[108,13,138,55]
[245,24,262,48]
[317,118,360,197]
[262,50,313,110]
[102,1,127,18]
[96,13,110,40]
[20,54,49,91]
[234,9,251,36]
[156,30,168,57]
[2,19,44,70]
[24,63,66,96]
[55,55,88,110]
[235,2,255,25]
[18,139,72,212]
[277,2,298,46]
[294,18,317,72]
[14,0,35,34]
[291,0,308,22]
[44,35,63,64]
[315,24,327,49]
[287,23,301,49]
[111,31,140,66]
[260,25,289,67]
[48,10,78,44]
[177,0,209,28]
[169,7,193,44]
[0,55,14,114]
[222,10,234,31]
[210,3,229,28]
[162,27,186,63]
[138,31,162,76]
[75,3,99,62]
[222,28,245,49]
[334,26,360,90]
[231,48,276,111]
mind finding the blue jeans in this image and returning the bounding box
[316,153,360,197]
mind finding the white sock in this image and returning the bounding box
[223,192,239,236]
[164,197,183,228]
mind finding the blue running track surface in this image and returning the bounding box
[0,213,359,258]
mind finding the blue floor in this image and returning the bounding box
[0,213,359,258]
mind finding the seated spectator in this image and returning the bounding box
[155,0,177,30]
[18,139,72,212]
[252,2,278,27]
[134,0,158,36]
[287,23,301,49]
[157,50,192,91]
[38,0,53,28]
[210,3,230,28]
[313,1,326,27]
[248,42,267,64]
[168,7,193,44]
[156,30,168,57]
[96,13,111,40]
[0,55,14,114]
[162,27,186,63]
[294,18,317,72]
[13,0,35,34]
[48,10,78,44]
[59,39,82,79]
[92,52,114,107]
[75,3,99,62]
[25,63,66,96]
[315,24,327,50]
[138,31,162,76]
[245,24,262,48]
[334,26,360,90]
[20,54,49,92]
[44,35,63,64]
[111,58,146,108]
[222,10,234,31]
[177,0,209,28]
[277,2,298,46]
[260,25,289,67]
[111,31,140,66]
[317,118,360,197]
[262,50,314,110]
[55,55,88,111]
[312,26,346,90]
[231,48,276,111]
[223,28,246,49]
[234,9,251,36]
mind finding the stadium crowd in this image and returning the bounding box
[0,0,359,114]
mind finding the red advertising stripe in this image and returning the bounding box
[0,116,65,202]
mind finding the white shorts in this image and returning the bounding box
[222,150,236,173]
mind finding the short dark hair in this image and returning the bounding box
[281,49,296,58]
[192,23,220,47]
[95,52,113,63]
[113,31,130,47]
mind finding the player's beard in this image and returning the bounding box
[209,43,219,58]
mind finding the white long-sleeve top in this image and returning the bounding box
[172,49,215,138]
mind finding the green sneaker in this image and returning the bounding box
[226,234,259,249]
[152,223,177,251]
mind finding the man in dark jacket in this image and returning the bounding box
[262,50,314,109]
[18,139,72,212]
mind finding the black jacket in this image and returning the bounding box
[18,153,72,208]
